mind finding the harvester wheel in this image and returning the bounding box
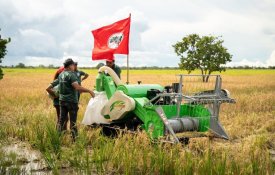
[101,126,120,138]
[179,137,190,145]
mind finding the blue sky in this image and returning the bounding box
[1,0,275,67]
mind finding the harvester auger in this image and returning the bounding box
[82,66,236,143]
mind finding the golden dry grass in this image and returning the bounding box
[0,68,274,174]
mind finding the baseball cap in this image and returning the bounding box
[106,58,114,62]
[63,58,75,68]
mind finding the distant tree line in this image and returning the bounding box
[1,63,275,70]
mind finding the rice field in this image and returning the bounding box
[0,68,274,174]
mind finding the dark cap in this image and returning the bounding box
[63,58,75,68]
[74,62,78,65]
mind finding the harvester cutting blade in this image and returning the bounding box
[209,117,229,140]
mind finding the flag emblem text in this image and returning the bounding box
[108,33,124,49]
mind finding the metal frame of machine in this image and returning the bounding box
[92,66,235,143]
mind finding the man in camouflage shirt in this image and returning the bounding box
[46,58,94,141]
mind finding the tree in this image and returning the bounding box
[38,64,45,68]
[173,34,232,82]
[16,63,25,68]
[48,64,54,68]
[0,31,11,80]
[96,63,105,69]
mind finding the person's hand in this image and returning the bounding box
[89,90,95,98]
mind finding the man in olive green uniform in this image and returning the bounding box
[106,58,121,78]
[46,58,94,141]
[74,62,89,101]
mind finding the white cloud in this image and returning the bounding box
[266,50,275,66]
[18,29,59,56]
[116,51,176,67]
[24,56,63,66]
[226,59,267,67]
[1,0,275,67]
[227,50,275,67]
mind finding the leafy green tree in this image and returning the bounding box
[173,34,232,82]
[0,32,11,80]
[16,63,25,68]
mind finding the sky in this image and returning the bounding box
[1,0,275,67]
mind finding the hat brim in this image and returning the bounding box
[106,59,114,62]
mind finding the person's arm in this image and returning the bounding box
[82,73,89,81]
[72,82,95,97]
[46,85,56,97]
[46,79,59,98]
[53,71,59,80]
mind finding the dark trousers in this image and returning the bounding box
[54,105,68,130]
[78,92,81,102]
[59,101,79,140]
[54,105,60,128]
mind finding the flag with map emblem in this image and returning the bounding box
[91,15,131,60]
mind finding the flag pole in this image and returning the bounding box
[126,13,131,84]
[126,54,129,84]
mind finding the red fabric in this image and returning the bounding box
[53,66,64,80]
[106,58,114,62]
[92,16,130,60]
[57,66,64,74]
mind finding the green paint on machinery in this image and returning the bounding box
[93,67,235,143]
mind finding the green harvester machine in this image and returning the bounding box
[85,66,235,143]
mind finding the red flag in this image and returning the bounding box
[92,16,131,60]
